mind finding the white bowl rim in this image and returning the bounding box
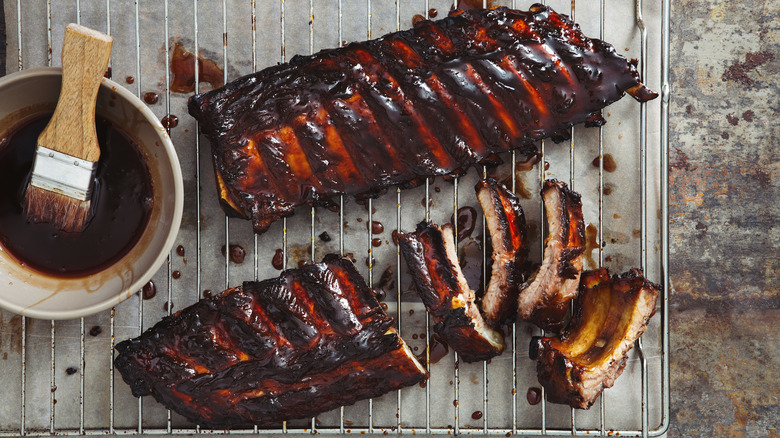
[0,67,184,320]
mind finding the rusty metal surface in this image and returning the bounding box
[668,0,780,435]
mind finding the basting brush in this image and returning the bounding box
[22,23,113,233]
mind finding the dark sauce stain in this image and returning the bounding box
[272,248,284,270]
[742,110,755,122]
[103,67,112,79]
[221,244,246,264]
[527,387,542,405]
[318,231,331,242]
[434,186,441,193]
[141,281,156,299]
[125,76,134,84]
[203,289,212,298]
[170,42,224,93]
[450,206,477,242]
[391,230,399,245]
[88,326,102,337]
[176,245,185,256]
[143,92,159,105]
[163,301,172,312]
[721,131,730,140]
[544,161,550,170]
[591,153,617,172]
[371,220,384,234]
[584,223,599,269]
[726,113,739,126]
[172,270,181,279]
[428,8,438,18]
[0,113,153,278]
[161,114,178,130]
[373,288,386,302]
[603,185,613,195]
[65,367,78,376]
[471,411,483,420]
[375,266,394,291]
[517,151,542,171]
[372,238,382,247]
[722,51,775,87]
[356,217,363,223]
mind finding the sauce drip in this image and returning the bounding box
[450,206,477,241]
[89,326,102,337]
[526,387,542,405]
[0,113,153,278]
[203,289,212,298]
[517,151,542,171]
[125,76,135,84]
[172,270,181,279]
[371,238,382,247]
[170,42,224,93]
[428,8,439,18]
[176,245,185,256]
[370,220,384,234]
[142,281,157,300]
[143,92,159,105]
[471,411,483,420]
[161,115,179,130]
[417,334,449,364]
[272,248,284,270]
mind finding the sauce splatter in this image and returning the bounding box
[141,281,156,300]
[428,8,438,18]
[318,231,331,242]
[583,223,599,269]
[372,238,382,247]
[221,244,246,264]
[125,76,134,84]
[412,14,426,25]
[375,266,394,290]
[272,248,284,270]
[471,411,483,420]
[170,42,224,93]
[591,153,617,172]
[66,367,78,375]
[417,334,449,365]
[172,270,181,279]
[203,289,212,298]
[176,245,185,256]
[371,220,384,234]
[88,326,102,337]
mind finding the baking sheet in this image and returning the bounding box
[0,0,667,435]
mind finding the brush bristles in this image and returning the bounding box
[23,185,93,233]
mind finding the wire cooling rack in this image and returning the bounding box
[0,0,670,436]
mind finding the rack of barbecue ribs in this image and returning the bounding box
[188,5,658,234]
[398,221,505,363]
[114,255,427,428]
[529,268,660,409]
[517,179,585,332]
[475,178,530,327]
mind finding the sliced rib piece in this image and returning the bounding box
[188,5,658,234]
[398,221,504,362]
[517,179,585,332]
[529,268,660,409]
[114,255,426,428]
[476,177,529,327]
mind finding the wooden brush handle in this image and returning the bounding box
[38,23,113,162]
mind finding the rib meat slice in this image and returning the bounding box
[398,221,504,362]
[188,5,657,234]
[517,179,585,332]
[476,178,529,327]
[529,268,660,409]
[114,255,426,428]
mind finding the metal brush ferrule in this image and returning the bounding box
[29,146,97,201]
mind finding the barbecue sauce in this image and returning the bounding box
[0,113,153,278]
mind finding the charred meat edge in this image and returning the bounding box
[114,255,427,427]
[529,268,660,409]
[188,6,657,235]
[398,221,504,363]
[517,179,585,332]
[476,177,529,327]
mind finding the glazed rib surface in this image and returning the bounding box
[476,178,529,327]
[517,179,585,332]
[188,5,657,234]
[529,268,660,409]
[114,255,426,428]
[398,221,505,363]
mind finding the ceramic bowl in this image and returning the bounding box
[0,68,183,319]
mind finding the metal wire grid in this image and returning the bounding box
[0,0,670,436]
